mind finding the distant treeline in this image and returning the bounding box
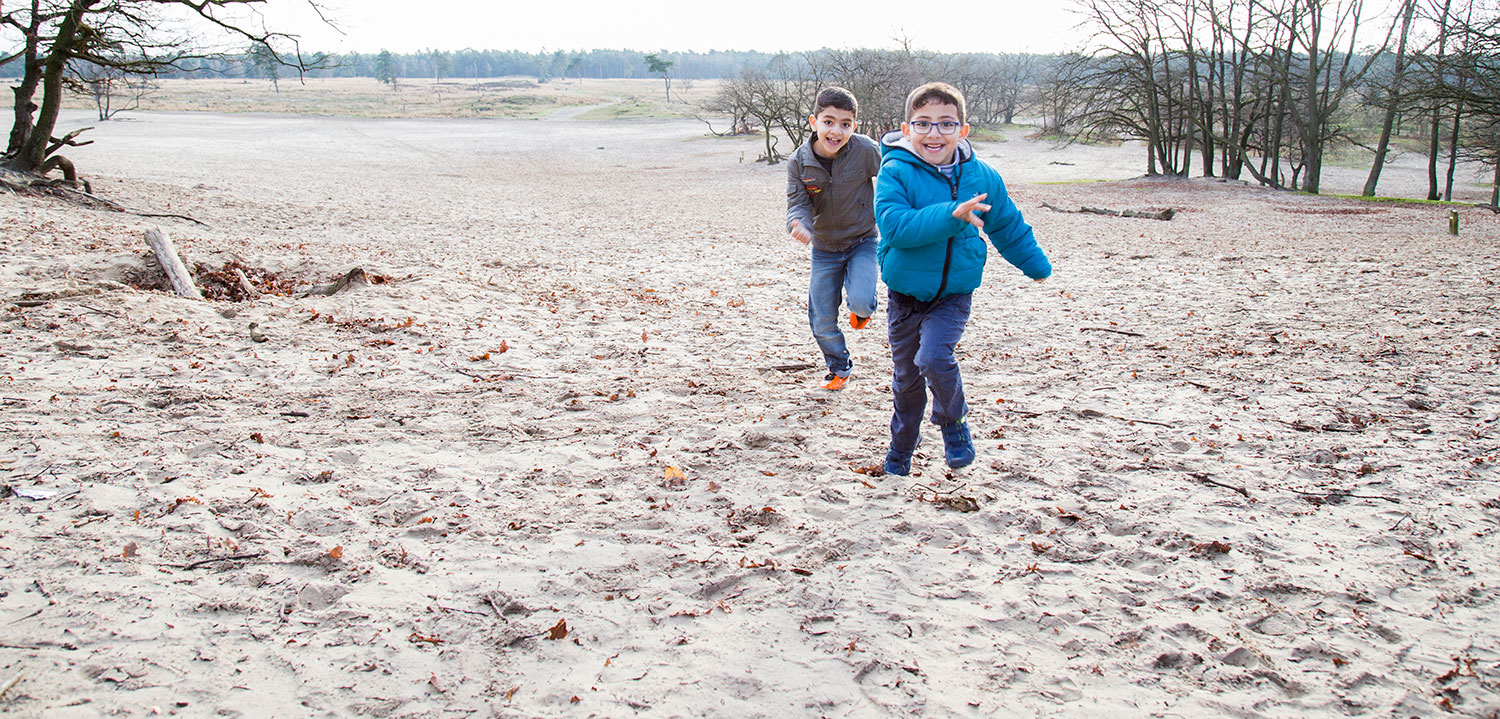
[0,48,812,81]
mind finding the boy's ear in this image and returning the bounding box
[900,122,911,138]
[959,124,971,139]
[808,115,818,129]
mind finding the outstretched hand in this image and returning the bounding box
[954,193,990,229]
[789,220,812,245]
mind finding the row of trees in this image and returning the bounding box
[0,46,787,83]
[712,0,1497,204]
[1057,0,1499,203]
[710,46,1041,163]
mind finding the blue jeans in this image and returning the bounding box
[887,290,972,454]
[809,237,878,376]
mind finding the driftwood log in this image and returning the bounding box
[1042,201,1176,221]
[144,227,203,300]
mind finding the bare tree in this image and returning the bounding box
[1363,0,1418,195]
[1071,0,1190,175]
[1068,0,1407,193]
[803,47,921,137]
[1412,0,1500,205]
[715,55,816,164]
[75,61,152,120]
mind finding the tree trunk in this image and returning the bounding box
[6,0,44,158]
[1491,161,1499,208]
[1364,0,1416,197]
[1444,111,1462,202]
[8,0,100,175]
[1301,13,1325,195]
[1428,110,1444,200]
[1427,0,1455,201]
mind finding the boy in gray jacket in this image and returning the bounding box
[786,86,882,390]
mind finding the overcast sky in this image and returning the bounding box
[252,1,1090,56]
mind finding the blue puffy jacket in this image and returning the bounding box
[875,131,1051,301]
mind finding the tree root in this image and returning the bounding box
[0,168,206,225]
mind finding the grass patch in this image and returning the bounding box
[1034,178,1120,185]
[579,99,659,120]
[968,127,1008,142]
[1317,192,1469,206]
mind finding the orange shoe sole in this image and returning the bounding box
[823,374,850,391]
[849,313,871,330]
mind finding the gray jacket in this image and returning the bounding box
[785,133,880,252]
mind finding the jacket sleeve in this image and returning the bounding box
[785,155,814,234]
[981,175,1052,279]
[875,167,966,249]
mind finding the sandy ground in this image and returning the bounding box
[1,108,1499,718]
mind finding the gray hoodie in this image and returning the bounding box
[784,133,880,253]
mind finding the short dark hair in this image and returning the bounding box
[813,86,859,118]
[905,82,967,124]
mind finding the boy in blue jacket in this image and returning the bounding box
[875,82,1052,476]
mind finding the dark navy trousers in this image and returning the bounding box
[886,290,972,454]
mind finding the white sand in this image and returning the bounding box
[1,109,1498,717]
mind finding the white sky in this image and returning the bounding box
[251,1,1089,56]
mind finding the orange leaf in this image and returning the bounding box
[545,619,569,641]
[327,545,343,559]
[122,542,138,558]
[417,516,436,524]
[664,466,686,481]
[498,340,509,354]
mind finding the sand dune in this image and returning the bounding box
[1,109,1498,717]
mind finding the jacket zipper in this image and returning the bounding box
[932,159,962,300]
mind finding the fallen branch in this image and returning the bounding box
[1187,472,1251,498]
[761,363,818,373]
[1081,326,1144,337]
[1042,201,1176,220]
[233,268,260,299]
[1077,408,1172,427]
[1283,487,1400,504]
[0,671,21,701]
[172,551,268,570]
[145,227,204,300]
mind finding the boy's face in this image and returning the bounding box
[902,101,969,166]
[809,107,858,158]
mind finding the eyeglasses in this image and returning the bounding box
[909,120,962,135]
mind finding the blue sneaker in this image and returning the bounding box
[883,449,912,477]
[942,417,975,469]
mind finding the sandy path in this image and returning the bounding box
[0,110,1497,717]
